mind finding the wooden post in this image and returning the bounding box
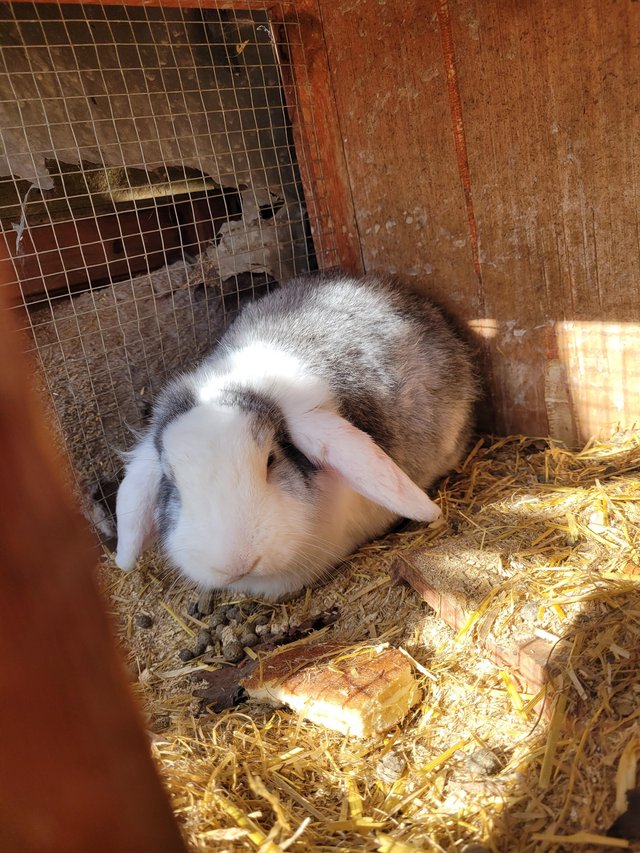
[0,252,186,852]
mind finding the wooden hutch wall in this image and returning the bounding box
[306,0,640,445]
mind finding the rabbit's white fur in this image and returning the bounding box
[116,273,477,598]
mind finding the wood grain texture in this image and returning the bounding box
[0,252,185,852]
[316,0,640,441]
[274,0,364,273]
[450,0,640,439]
[315,0,479,316]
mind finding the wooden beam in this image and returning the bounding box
[273,1,364,273]
[0,250,186,853]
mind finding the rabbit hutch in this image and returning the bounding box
[3,1,640,851]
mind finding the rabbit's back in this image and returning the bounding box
[215,274,479,487]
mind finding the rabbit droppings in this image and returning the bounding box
[115,274,479,599]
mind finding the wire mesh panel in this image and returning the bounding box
[0,1,339,540]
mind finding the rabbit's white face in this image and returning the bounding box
[157,403,329,596]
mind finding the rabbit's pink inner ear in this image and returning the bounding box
[289,409,441,522]
[115,437,161,571]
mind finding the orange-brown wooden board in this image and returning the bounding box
[0,250,186,852]
[2,192,237,304]
[2,207,183,302]
[313,0,640,443]
[313,0,495,432]
[274,0,364,274]
[314,0,480,317]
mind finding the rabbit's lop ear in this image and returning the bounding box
[288,408,442,522]
[115,436,161,570]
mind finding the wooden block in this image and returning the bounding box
[243,642,420,738]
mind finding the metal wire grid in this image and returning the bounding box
[0,1,338,536]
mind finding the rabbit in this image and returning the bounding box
[115,273,479,599]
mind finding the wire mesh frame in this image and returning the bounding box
[0,0,360,540]
[1,1,336,301]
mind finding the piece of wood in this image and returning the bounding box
[315,0,479,315]
[0,249,186,852]
[2,205,183,303]
[243,643,420,738]
[174,191,242,258]
[392,549,551,698]
[449,0,640,441]
[2,190,241,304]
[273,1,364,273]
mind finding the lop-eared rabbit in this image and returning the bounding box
[116,273,478,598]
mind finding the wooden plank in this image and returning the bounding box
[0,251,186,852]
[315,0,640,441]
[2,206,183,303]
[3,192,238,304]
[315,0,479,315]
[449,0,640,441]
[273,1,364,273]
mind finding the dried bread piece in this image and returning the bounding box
[242,642,420,737]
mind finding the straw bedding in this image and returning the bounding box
[103,430,640,852]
